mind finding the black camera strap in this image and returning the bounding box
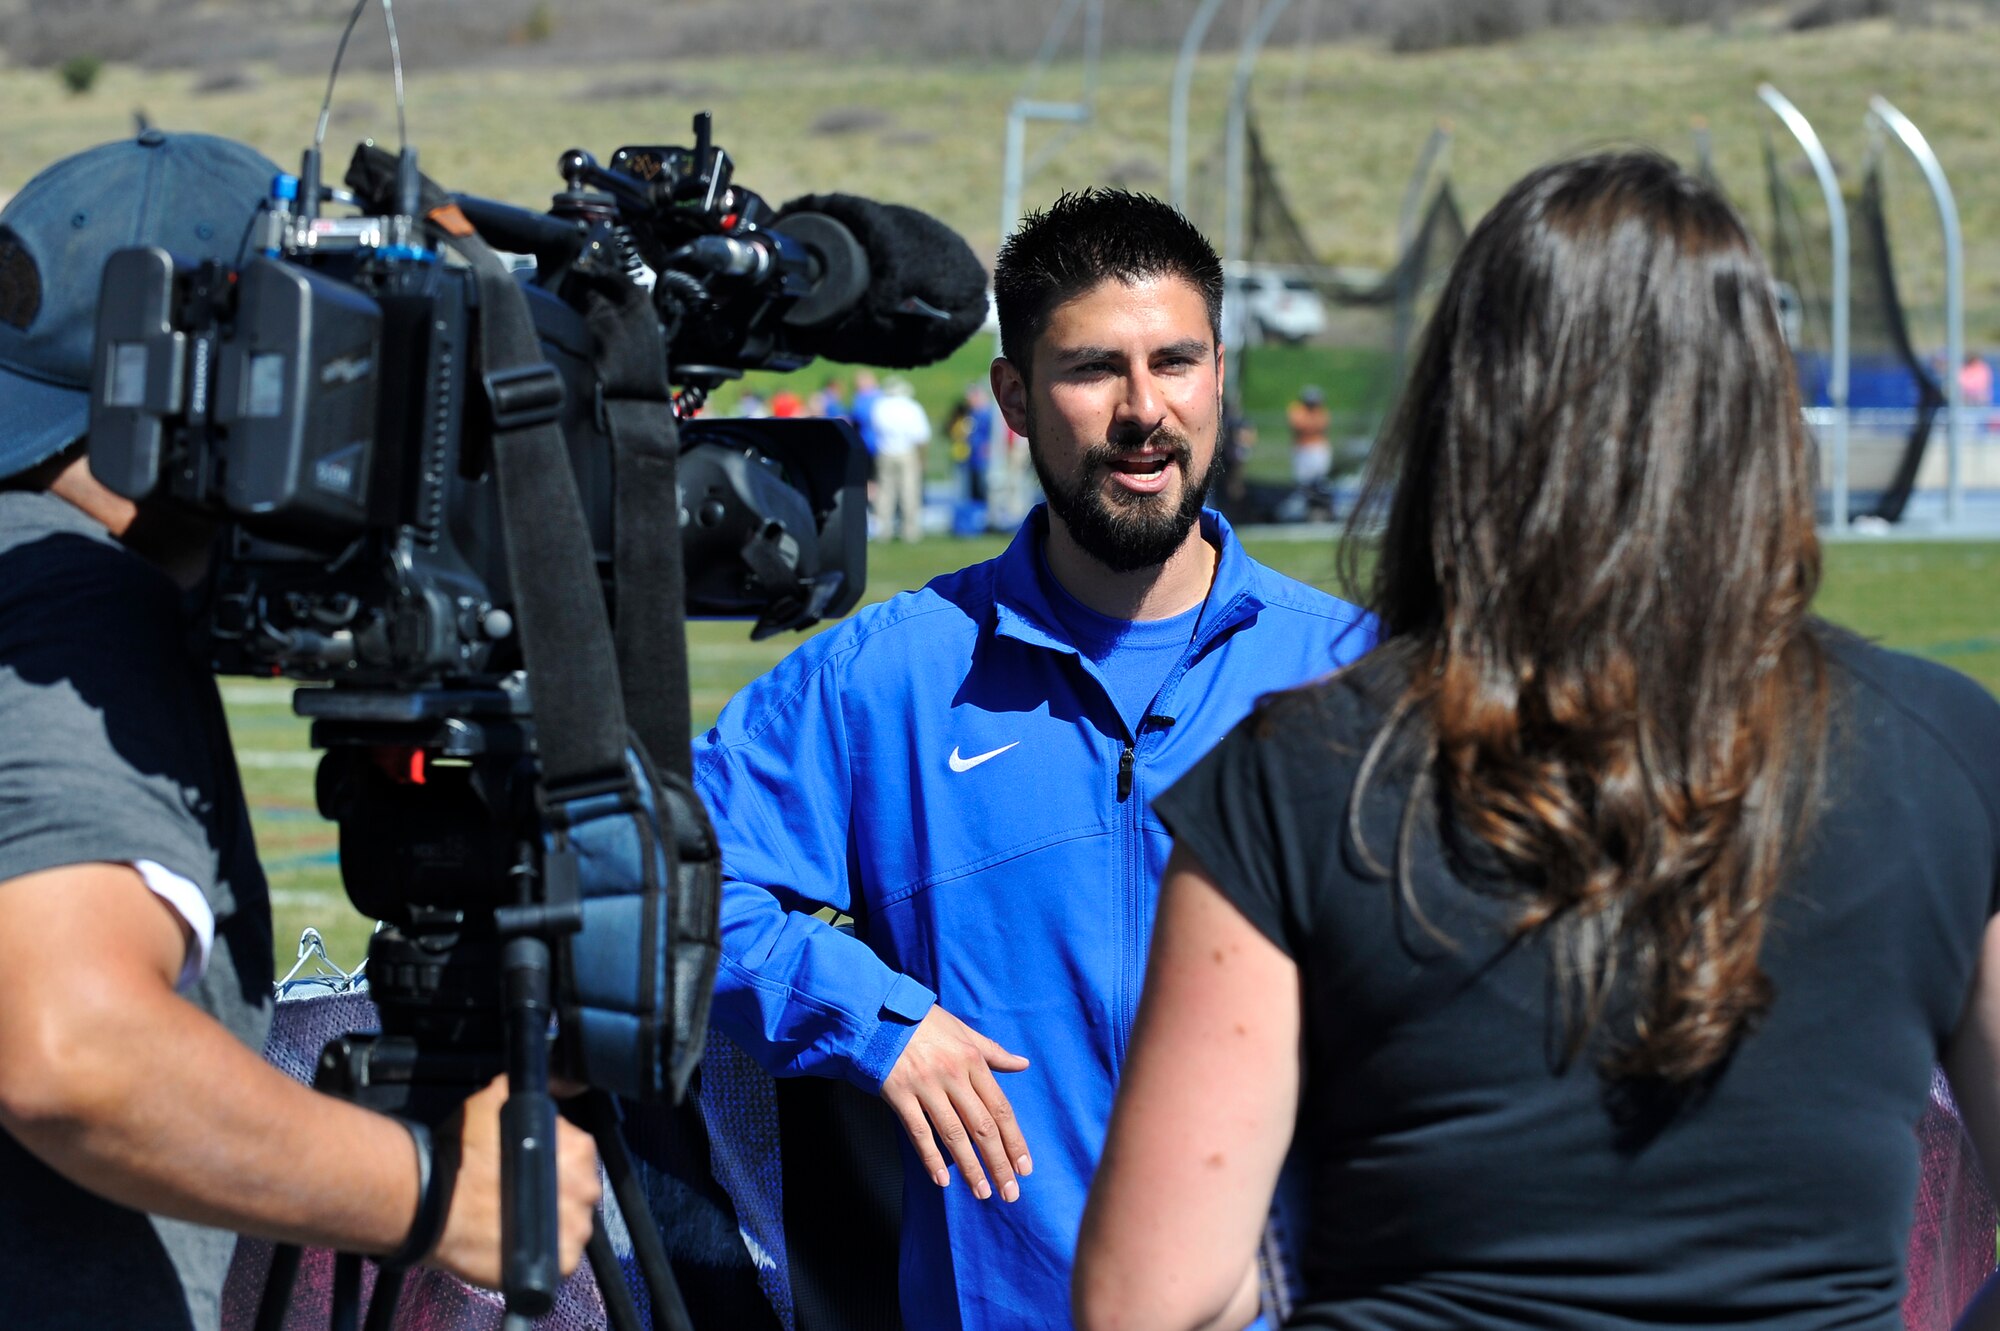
[346,144,631,800]
[469,247,634,801]
[584,283,694,783]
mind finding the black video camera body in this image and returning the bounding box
[78,115,986,1095]
[84,120,943,686]
[77,99,990,1325]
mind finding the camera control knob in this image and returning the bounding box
[481,609,515,641]
[558,148,597,189]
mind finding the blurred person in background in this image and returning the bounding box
[1959,353,1993,434]
[871,375,931,542]
[849,368,884,526]
[1958,352,1991,408]
[810,374,848,420]
[1077,151,2000,1331]
[849,367,884,453]
[1286,384,1332,488]
[986,415,1041,533]
[946,382,1000,506]
[1219,403,1258,513]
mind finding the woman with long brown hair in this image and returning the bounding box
[1073,151,2000,1330]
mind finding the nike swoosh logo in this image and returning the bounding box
[948,742,1020,773]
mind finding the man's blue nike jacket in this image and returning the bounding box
[691,507,1377,1330]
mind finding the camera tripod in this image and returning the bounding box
[249,703,697,1331]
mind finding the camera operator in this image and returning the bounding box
[0,132,601,1330]
[694,189,1377,1328]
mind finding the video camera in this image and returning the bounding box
[84,102,987,1327]
[90,114,983,675]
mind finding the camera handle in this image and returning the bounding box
[498,932,562,1315]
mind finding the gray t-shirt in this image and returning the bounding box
[0,490,273,1331]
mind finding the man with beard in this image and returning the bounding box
[695,189,1375,1328]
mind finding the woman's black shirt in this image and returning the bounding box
[1155,636,2000,1329]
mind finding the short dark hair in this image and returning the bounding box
[992,188,1223,373]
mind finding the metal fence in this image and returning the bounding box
[1804,407,2000,531]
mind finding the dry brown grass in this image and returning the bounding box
[2,0,1986,69]
[1,12,1995,338]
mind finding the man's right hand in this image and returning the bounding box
[427,1076,602,1289]
[881,1006,1032,1202]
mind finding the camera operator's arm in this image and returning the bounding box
[696,629,1032,1202]
[0,863,601,1286]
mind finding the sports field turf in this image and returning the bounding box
[236,535,2000,979]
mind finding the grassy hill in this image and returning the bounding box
[2,12,1995,340]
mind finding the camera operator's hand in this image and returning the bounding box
[881,1006,1032,1203]
[426,1076,602,1289]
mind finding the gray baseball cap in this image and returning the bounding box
[0,130,281,479]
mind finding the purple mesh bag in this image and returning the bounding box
[1904,1068,1998,1330]
[219,988,613,1331]
[688,1033,793,1326]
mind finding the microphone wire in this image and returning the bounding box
[312,0,409,160]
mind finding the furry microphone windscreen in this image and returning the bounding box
[776,193,989,369]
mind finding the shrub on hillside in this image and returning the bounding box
[58,53,103,93]
[1650,0,1735,21]
[1789,0,1898,26]
[810,106,893,136]
[192,67,256,94]
[509,2,556,44]
[1390,0,1545,52]
[573,75,715,102]
[1106,156,1164,188]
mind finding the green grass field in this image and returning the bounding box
[241,536,2000,977]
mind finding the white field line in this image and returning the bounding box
[268,889,346,907]
[235,751,320,769]
[219,685,301,707]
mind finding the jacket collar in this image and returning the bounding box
[991,504,1268,657]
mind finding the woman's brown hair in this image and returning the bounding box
[1342,151,1830,1084]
